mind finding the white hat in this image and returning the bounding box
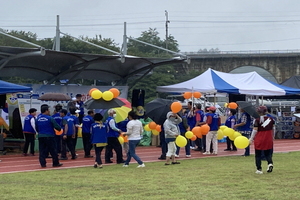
[72,97,76,101]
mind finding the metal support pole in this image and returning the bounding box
[55,15,60,51]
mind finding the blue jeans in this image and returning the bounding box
[125,140,143,165]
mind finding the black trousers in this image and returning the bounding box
[38,137,59,166]
[82,132,93,156]
[94,145,105,165]
[105,137,123,163]
[226,137,237,150]
[23,133,35,154]
[255,149,273,170]
[61,136,76,159]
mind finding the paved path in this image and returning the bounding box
[0,139,299,174]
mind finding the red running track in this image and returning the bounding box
[0,139,299,174]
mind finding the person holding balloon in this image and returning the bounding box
[122,111,145,168]
[249,106,275,174]
[224,109,237,151]
[175,110,191,158]
[203,106,221,155]
[234,108,252,156]
[163,111,182,165]
[186,102,197,150]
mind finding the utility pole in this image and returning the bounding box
[55,15,60,51]
[165,10,170,49]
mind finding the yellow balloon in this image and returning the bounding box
[229,131,242,141]
[217,129,224,140]
[224,103,228,108]
[151,129,159,135]
[223,127,235,137]
[118,136,124,144]
[175,135,187,147]
[219,125,228,130]
[102,91,114,101]
[144,124,151,132]
[91,90,102,100]
[185,131,194,139]
[234,136,249,149]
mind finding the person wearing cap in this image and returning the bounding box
[22,108,37,156]
[163,111,182,165]
[249,106,275,174]
[234,108,252,156]
[104,109,124,164]
[203,106,221,155]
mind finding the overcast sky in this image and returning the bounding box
[1,0,300,53]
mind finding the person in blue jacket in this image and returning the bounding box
[59,109,77,160]
[23,108,37,156]
[91,113,108,168]
[82,110,95,158]
[52,104,63,154]
[224,109,237,151]
[36,105,63,168]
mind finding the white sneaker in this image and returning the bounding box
[137,163,145,168]
[175,154,179,158]
[255,170,263,174]
[203,151,211,155]
[122,165,128,167]
[186,155,191,158]
[212,151,218,155]
[267,164,273,173]
[190,146,195,150]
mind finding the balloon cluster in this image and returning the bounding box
[224,102,238,109]
[144,121,161,136]
[183,91,202,99]
[89,88,120,101]
[175,124,211,147]
[217,125,249,149]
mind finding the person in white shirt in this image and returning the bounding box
[122,111,145,168]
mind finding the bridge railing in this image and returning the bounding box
[182,49,300,55]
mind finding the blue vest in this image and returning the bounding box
[106,117,119,137]
[237,112,252,131]
[23,115,36,134]
[196,110,205,122]
[82,115,94,133]
[62,116,75,136]
[91,122,108,143]
[52,113,62,128]
[225,115,236,128]
[36,114,55,136]
[207,113,220,131]
[186,109,196,129]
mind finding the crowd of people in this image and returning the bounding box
[21,96,275,173]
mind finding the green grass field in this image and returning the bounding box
[1,152,300,200]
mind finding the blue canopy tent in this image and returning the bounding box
[157,68,300,96]
[0,80,32,94]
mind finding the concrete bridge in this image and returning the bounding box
[177,50,300,83]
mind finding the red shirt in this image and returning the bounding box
[253,116,275,150]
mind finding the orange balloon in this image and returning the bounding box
[148,121,157,130]
[193,92,202,98]
[228,102,238,109]
[170,102,182,113]
[155,125,161,132]
[121,134,128,142]
[89,88,98,96]
[190,135,197,141]
[192,127,202,138]
[55,129,63,135]
[183,92,192,99]
[109,88,120,98]
[200,124,210,135]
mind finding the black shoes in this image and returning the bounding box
[117,160,125,164]
[59,157,68,160]
[105,161,113,164]
[224,149,231,151]
[84,155,93,158]
[52,163,63,167]
[158,157,166,160]
[41,165,46,168]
